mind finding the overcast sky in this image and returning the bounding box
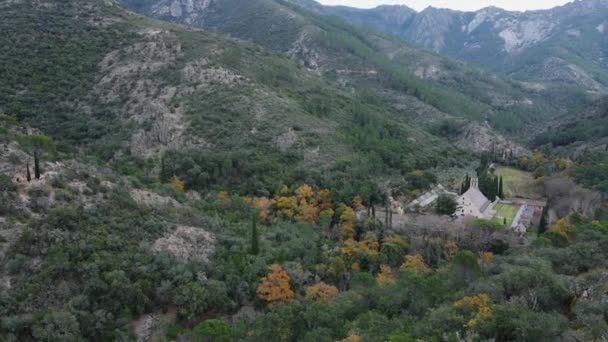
[316,0,573,11]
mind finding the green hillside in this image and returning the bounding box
[1,1,608,341]
[0,0,467,197]
[121,0,567,136]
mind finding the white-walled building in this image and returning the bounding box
[455,177,492,218]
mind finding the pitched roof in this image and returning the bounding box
[462,188,491,213]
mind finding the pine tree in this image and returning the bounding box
[250,212,259,255]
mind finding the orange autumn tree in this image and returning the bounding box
[298,198,319,223]
[305,282,339,301]
[257,264,294,303]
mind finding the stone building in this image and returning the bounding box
[455,177,492,218]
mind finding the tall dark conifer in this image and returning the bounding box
[26,160,31,182]
[34,152,40,179]
[498,176,504,198]
[538,206,548,236]
[250,213,259,255]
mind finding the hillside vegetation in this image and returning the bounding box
[121,0,569,136]
[0,0,607,341]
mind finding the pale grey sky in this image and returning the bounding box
[317,0,573,11]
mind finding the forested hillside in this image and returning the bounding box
[0,0,607,341]
[121,0,578,136]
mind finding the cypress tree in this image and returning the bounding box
[159,154,169,183]
[26,160,31,182]
[498,176,504,198]
[34,151,40,179]
[250,213,259,255]
[538,206,548,236]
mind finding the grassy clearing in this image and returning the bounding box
[495,166,535,198]
[493,203,520,227]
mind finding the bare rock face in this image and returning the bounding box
[456,122,527,157]
[152,225,216,262]
[538,57,603,90]
[130,189,181,209]
[151,0,214,25]
[275,128,298,152]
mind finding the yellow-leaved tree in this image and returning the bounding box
[550,217,571,239]
[170,176,185,193]
[376,265,396,287]
[339,205,357,239]
[275,196,298,219]
[351,195,364,210]
[295,184,314,201]
[454,293,493,330]
[298,198,319,224]
[317,189,333,211]
[305,282,339,301]
[256,264,294,303]
[400,255,429,273]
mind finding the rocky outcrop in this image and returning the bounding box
[152,225,216,262]
[456,122,528,157]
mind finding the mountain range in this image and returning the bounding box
[120,0,598,138]
[290,0,608,92]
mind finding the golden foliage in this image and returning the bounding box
[479,252,495,264]
[341,234,379,260]
[170,176,185,193]
[276,196,298,219]
[317,189,333,211]
[400,255,429,273]
[351,262,361,273]
[305,282,339,301]
[555,158,573,171]
[413,169,425,177]
[550,217,571,239]
[217,191,229,201]
[279,184,290,195]
[256,264,294,303]
[339,335,362,342]
[454,294,493,330]
[376,265,396,287]
[295,184,314,201]
[339,205,357,240]
[532,151,546,167]
[351,195,364,210]
[298,198,319,224]
[384,235,407,250]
